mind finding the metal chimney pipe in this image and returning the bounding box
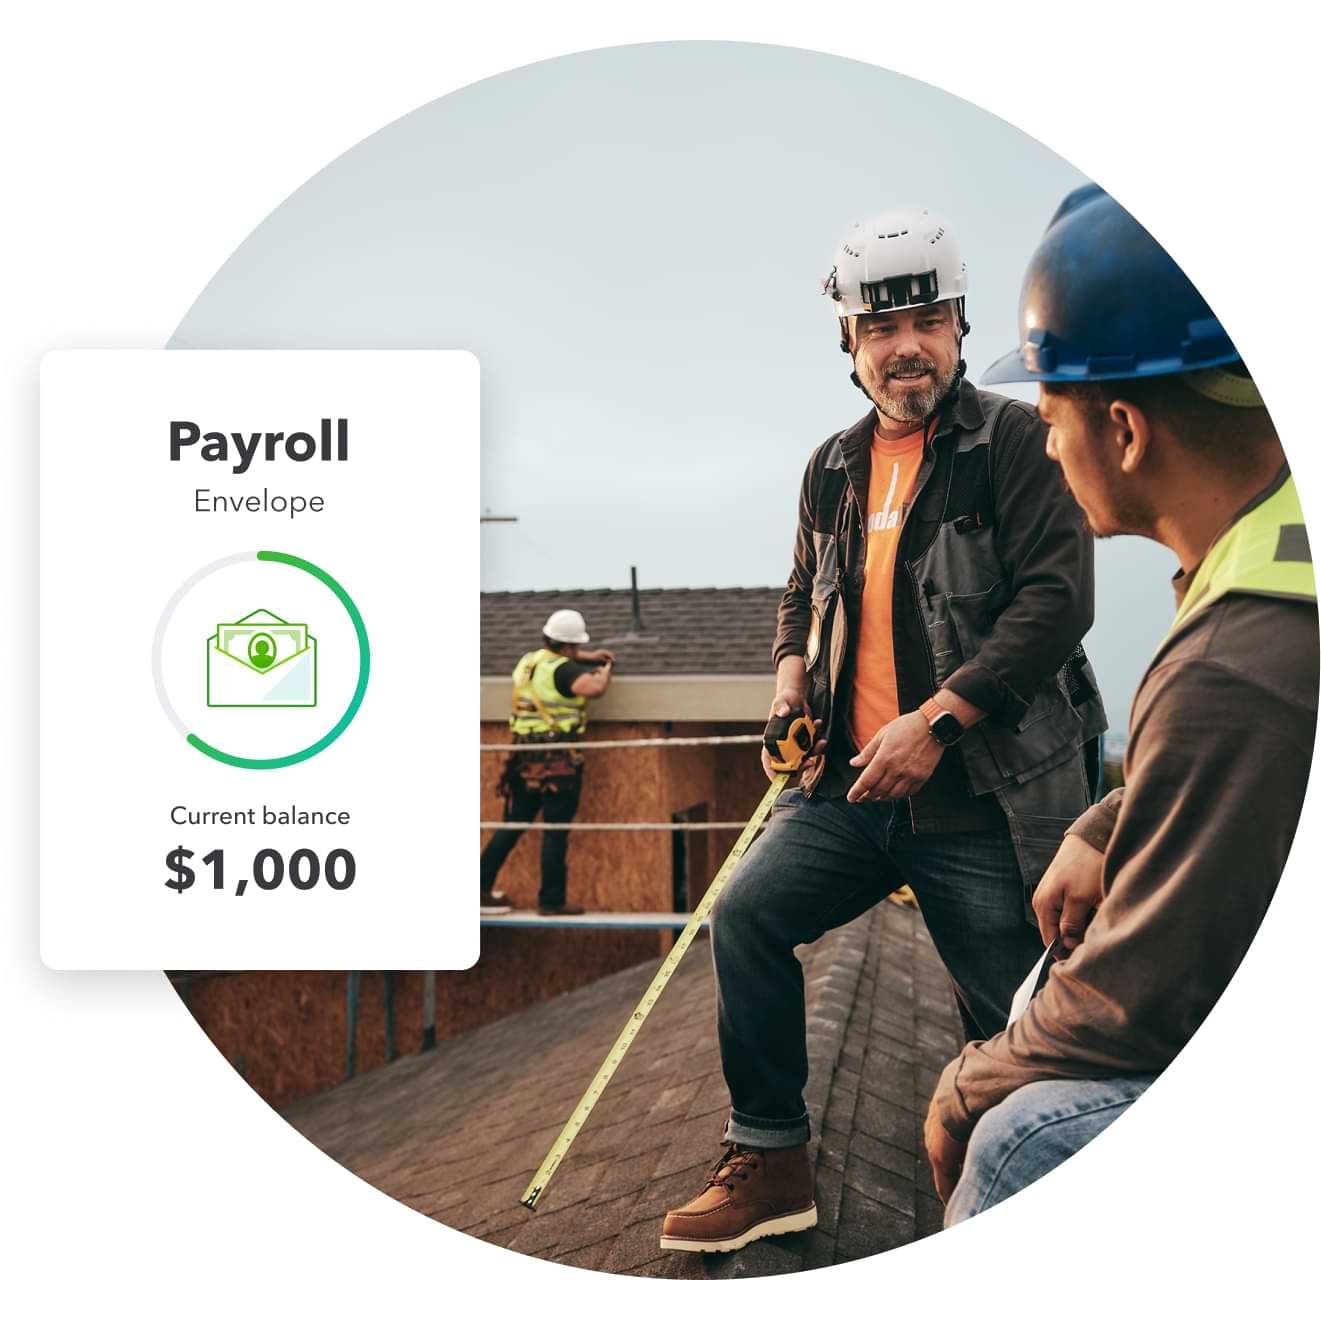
[630,566,644,634]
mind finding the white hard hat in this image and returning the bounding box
[543,609,590,644]
[823,208,969,341]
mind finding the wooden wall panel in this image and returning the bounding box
[481,720,674,911]
[179,925,661,1109]
[659,723,714,909]
[178,718,780,1111]
[705,731,778,904]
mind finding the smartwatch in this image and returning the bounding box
[920,697,964,747]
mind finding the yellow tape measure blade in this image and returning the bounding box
[519,773,787,1210]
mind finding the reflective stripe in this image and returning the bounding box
[509,648,588,736]
[1170,474,1315,640]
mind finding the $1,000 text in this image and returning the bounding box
[165,846,356,896]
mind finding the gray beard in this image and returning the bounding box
[865,359,960,423]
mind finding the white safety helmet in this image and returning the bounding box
[543,609,590,645]
[822,207,970,352]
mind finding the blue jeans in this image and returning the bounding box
[712,789,1042,1148]
[945,1074,1157,1223]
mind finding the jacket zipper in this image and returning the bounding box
[827,488,860,728]
[908,563,940,692]
[903,563,943,831]
[900,429,945,832]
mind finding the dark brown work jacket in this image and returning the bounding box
[774,380,1107,890]
[935,466,1318,1139]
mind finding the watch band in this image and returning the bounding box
[920,697,964,746]
[920,697,948,725]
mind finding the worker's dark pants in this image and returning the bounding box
[712,788,1042,1149]
[480,771,583,907]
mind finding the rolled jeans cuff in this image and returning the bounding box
[724,1108,811,1149]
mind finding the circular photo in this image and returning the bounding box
[165,40,1316,1278]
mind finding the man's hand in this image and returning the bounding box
[923,1091,968,1205]
[761,657,825,781]
[846,711,944,803]
[760,693,827,782]
[1032,832,1105,956]
[576,647,615,665]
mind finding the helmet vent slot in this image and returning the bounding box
[860,270,940,312]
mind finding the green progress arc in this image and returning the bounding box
[187,551,371,770]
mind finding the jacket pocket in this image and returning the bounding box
[969,702,1088,797]
[1012,675,1075,734]
[1007,812,1076,901]
[919,590,961,687]
[996,766,1091,895]
[945,578,1010,666]
[919,521,1003,597]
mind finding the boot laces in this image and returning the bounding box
[705,1142,763,1188]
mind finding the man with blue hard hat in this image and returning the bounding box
[924,184,1318,1221]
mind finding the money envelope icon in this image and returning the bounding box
[207,609,318,708]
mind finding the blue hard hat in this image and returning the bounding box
[982,184,1242,386]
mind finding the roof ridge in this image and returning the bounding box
[481,585,784,597]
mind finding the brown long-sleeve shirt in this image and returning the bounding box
[935,492,1318,1140]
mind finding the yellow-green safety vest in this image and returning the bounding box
[1169,473,1315,642]
[509,648,588,737]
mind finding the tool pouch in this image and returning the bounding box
[506,736,584,797]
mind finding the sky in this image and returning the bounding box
[171,40,1188,725]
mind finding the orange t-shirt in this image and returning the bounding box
[850,426,925,751]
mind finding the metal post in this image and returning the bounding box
[421,971,437,1052]
[345,971,361,1080]
[630,565,644,633]
[383,971,397,1063]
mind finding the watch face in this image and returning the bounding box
[931,712,964,746]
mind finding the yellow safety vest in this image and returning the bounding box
[1169,473,1315,640]
[509,648,589,737]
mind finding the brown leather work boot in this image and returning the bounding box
[659,1142,816,1253]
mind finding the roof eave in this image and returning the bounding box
[479,674,775,723]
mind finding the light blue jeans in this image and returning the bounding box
[945,1074,1157,1224]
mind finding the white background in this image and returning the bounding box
[3,2,1316,1315]
[40,350,478,969]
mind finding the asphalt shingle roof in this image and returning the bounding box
[480,587,783,677]
[282,901,960,1277]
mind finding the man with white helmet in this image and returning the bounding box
[924,184,1315,1222]
[480,608,614,915]
[659,208,1105,1253]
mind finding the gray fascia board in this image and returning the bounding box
[480,674,775,722]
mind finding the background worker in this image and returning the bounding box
[660,207,1106,1254]
[480,609,613,916]
[925,184,1317,1221]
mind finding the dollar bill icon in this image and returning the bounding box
[207,609,317,707]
